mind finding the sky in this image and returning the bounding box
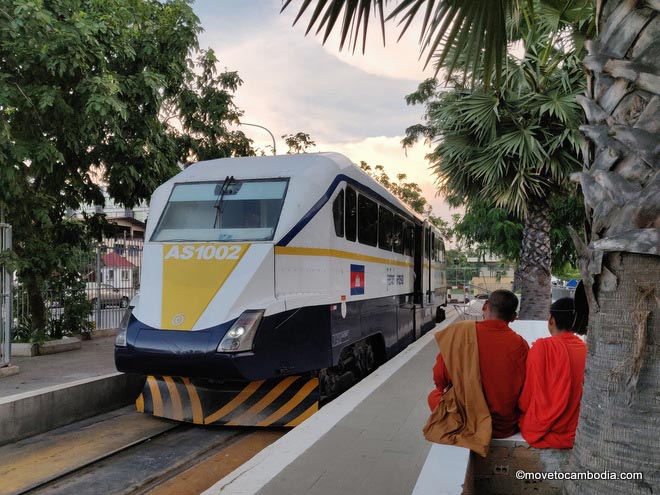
[191,0,461,222]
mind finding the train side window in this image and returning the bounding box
[404,222,414,256]
[357,194,378,246]
[378,207,393,250]
[426,228,431,260]
[392,215,404,254]
[431,233,436,261]
[346,187,357,241]
[332,190,344,237]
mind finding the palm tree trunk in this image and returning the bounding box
[567,253,659,494]
[567,0,660,493]
[512,266,523,292]
[518,199,552,320]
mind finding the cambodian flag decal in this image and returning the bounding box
[350,264,365,295]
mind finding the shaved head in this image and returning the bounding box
[487,290,519,322]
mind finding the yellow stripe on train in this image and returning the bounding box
[136,375,320,427]
[275,246,412,268]
[161,243,250,331]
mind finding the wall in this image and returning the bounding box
[470,277,514,295]
[0,372,145,446]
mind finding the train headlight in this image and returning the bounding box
[115,305,133,347]
[217,310,263,353]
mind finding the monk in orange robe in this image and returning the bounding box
[428,290,529,438]
[518,297,587,448]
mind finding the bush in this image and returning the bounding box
[12,275,93,343]
[47,274,93,339]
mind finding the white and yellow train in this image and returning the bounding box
[115,152,447,427]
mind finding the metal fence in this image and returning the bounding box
[446,267,480,286]
[13,239,143,337]
[86,239,142,332]
[1,222,11,366]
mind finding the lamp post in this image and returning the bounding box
[238,122,277,155]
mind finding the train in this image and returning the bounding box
[115,152,447,427]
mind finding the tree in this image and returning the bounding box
[162,50,255,165]
[0,0,254,340]
[283,1,659,492]
[562,3,659,492]
[282,132,316,154]
[403,35,586,319]
[359,161,428,214]
[454,195,585,289]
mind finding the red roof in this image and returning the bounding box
[102,252,136,268]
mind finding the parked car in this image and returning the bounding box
[85,283,131,309]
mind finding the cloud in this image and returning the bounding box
[194,1,428,142]
[190,2,463,223]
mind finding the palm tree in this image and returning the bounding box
[402,40,585,319]
[282,1,660,492]
[562,2,659,493]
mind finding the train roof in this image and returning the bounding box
[158,152,426,221]
[144,152,442,243]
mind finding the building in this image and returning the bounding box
[466,253,515,295]
[99,252,138,288]
[69,185,149,239]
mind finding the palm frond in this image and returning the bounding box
[490,125,548,167]
[392,0,514,87]
[283,0,516,88]
[532,91,581,125]
[451,91,501,142]
[281,0,386,53]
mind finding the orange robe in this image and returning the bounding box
[428,320,530,438]
[518,332,586,448]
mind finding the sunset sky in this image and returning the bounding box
[192,0,461,221]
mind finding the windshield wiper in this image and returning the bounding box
[213,176,234,228]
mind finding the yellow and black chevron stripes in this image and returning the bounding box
[137,375,319,427]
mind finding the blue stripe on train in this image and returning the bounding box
[277,174,418,247]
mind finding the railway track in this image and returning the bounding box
[0,407,284,495]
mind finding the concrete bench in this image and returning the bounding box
[412,435,571,495]
[467,434,571,494]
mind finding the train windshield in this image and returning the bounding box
[151,178,289,242]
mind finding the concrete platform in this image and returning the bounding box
[0,334,117,397]
[0,333,144,446]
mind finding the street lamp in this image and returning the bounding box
[237,121,277,155]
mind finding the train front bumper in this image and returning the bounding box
[115,305,333,382]
[115,325,267,382]
[137,374,319,427]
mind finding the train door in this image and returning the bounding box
[427,229,433,304]
[413,223,423,304]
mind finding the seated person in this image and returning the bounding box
[428,290,530,438]
[518,297,587,448]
